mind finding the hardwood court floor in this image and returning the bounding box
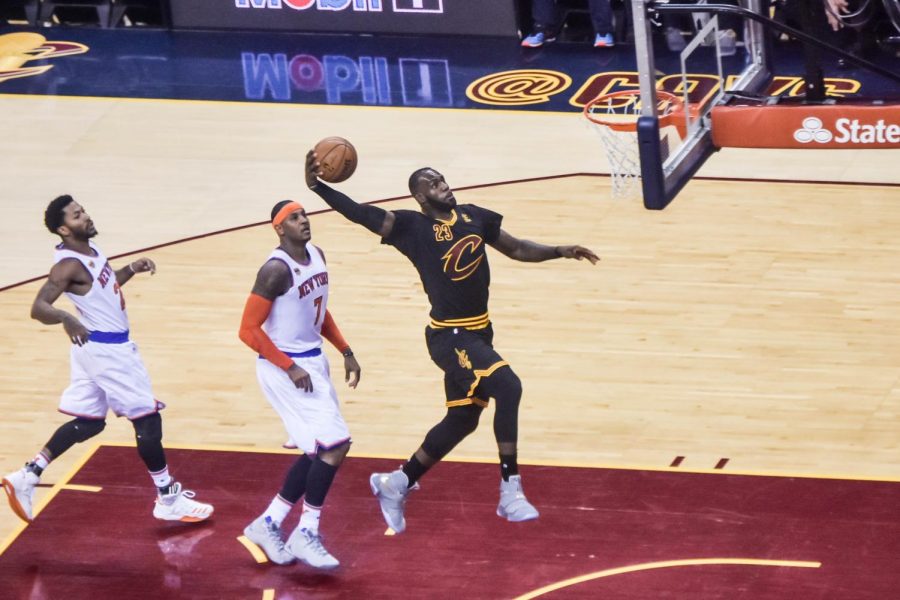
[2,171,899,550]
[1,64,900,587]
[1,93,896,287]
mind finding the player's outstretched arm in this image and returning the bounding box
[554,244,600,263]
[304,150,395,238]
[115,257,156,286]
[490,230,600,264]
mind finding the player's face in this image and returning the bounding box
[60,202,97,240]
[280,209,311,242]
[416,170,456,211]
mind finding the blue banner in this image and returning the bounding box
[1,27,897,111]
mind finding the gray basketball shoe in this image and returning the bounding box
[369,470,411,533]
[286,527,339,570]
[243,515,295,565]
[497,475,539,522]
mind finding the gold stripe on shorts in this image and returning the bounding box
[430,312,490,330]
[466,360,510,398]
[445,396,489,408]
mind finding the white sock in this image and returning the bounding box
[298,501,322,534]
[32,451,51,471]
[150,466,173,490]
[263,495,293,526]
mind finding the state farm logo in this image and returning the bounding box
[793,117,832,143]
[794,116,900,145]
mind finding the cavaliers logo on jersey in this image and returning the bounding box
[441,234,484,282]
[455,348,472,370]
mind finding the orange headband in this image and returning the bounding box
[272,201,304,227]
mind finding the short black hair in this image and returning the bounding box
[408,167,433,196]
[271,200,294,221]
[45,195,75,234]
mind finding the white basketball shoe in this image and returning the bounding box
[497,475,539,522]
[153,482,214,522]
[243,515,295,565]
[286,527,339,570]
[2,466,40,523]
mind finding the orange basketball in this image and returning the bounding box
[314,136,358,183]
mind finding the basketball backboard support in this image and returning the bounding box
[630,0,771,209]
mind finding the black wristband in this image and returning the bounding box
[341,348,354,357]
[554,246,563,258]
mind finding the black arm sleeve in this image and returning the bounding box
[311,182,387,235]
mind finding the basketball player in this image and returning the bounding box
[1,195,214,525]
[304,150,599,533]
[238,200,360,569]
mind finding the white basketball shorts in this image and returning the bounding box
[256,352,351,455]
[59,340,164,421]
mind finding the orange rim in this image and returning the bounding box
[583,90,685,132]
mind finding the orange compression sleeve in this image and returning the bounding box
[238,293,294,371]
[321,310,350,354]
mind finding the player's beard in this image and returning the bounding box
[75,225,98,241]
[425,195,455,212]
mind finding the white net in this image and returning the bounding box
[586,111,643,199]
[584,91,684,200]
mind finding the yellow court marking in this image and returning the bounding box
[100,440,301,456]
[262,590,275,600]
[0,442,102,556]
[95,441,900,483]
[237,535,269,564]
[61,484,102,493]
[513,558,822,600]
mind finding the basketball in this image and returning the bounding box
[314,136,357,183]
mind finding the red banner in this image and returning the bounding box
[711,103,900,149]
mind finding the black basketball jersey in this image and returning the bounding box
[383,204,503,328]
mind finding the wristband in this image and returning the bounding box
[342,348,354,357]
[128,262,136,274]
[554,246,563,258]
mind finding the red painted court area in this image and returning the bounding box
[1,446,898,599]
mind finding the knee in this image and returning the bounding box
[421,405,482,457]
[73,418,106,442]
[317,441,351,466]
[487,368,522,407]
[132,413,162,444]
[446,404,482,437]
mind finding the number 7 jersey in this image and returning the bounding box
[263,244,329,354]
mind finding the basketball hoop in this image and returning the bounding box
[583,90,687,199]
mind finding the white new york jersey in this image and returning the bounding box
[54,241,129,333]
[264,245,328,354]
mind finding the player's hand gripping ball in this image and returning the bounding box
[314,137,358,183]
